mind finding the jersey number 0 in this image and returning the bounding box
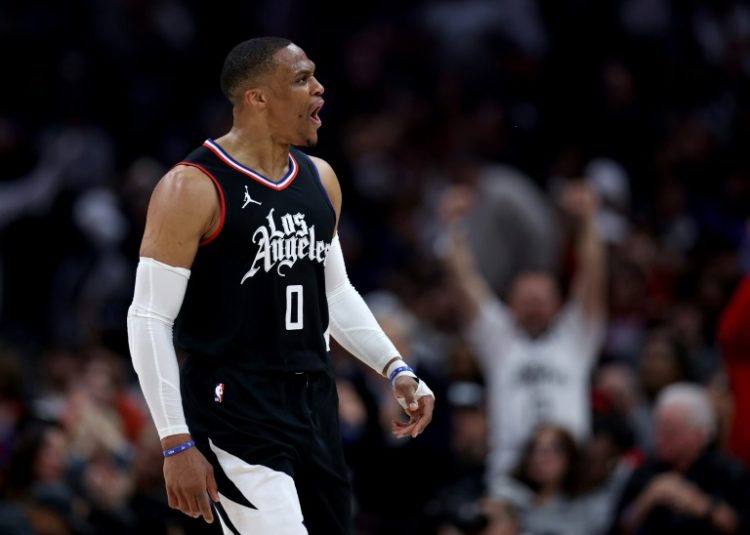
[285,285,303,330]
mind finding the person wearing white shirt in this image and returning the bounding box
[441,179,606,484]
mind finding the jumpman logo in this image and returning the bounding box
[242,185,262,208]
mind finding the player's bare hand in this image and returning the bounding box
[391,376,435,439]
[162,436,219,523]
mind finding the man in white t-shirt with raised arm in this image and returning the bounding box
[441,179,606,483]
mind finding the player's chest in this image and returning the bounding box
[221,177,333,243]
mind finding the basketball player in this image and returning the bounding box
[126,37,435,535]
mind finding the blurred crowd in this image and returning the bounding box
[2,0,750,534]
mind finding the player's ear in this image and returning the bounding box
[244,87,267,109]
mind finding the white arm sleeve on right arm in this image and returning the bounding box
[127,257,191,439]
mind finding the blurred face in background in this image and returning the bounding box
[525,427,570,489]
[581,433,619,489]
[451,405,488,464]
[82,358,119,406]
[638,332,686,400]
[654,403,707,470]
[594,363,640,414]
[35,427,68,483]
[508,273,561,337]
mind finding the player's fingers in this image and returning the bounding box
[411,412,431,437]
[392,427,414,439]
[391,419,416,430]
[206,467,220,503]
[174,491,190,516]
[179,490,199,518]
[418,396,435,422]
[405,391,419,413]
[197,494,214,524]
[391,419,417,438]
[166,487,178,509]
[411,397,435,437]
[409,415,424,438]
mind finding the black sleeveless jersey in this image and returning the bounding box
[173,139,336,372]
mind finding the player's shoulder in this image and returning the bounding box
[165,163,215,188]
[306,155,338,186]
[304,154,341,210]
[151,163,218,207]
[288,148,337,183]
[305,154,335,175]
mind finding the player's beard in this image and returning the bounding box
[301,127,319,147]
[294,116,318,147]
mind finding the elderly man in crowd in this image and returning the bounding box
[612,383,750,534]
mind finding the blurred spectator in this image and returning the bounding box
[2,419,91,534]
[31,346,82,424]
[419,0,547,73]
[592,363,651,453]
[428,382,489,534]
[604,257,650,364]
[436,496,524,535]
[475,498,524,535]
[669,301,721,383]
[585,158,632,247]
[441,179,606,480]
[0,128,99,233]
[4,420,69,500]
[692,1,750,76]
[574,414,637,535]
[636,328,693,409]
[489,424,588,535]
[447,161,558,298]
[612,383,750,534]
[62,347,136,460]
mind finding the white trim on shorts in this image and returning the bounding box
[209,439,308,534]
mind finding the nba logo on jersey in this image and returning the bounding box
[214,383,225,403]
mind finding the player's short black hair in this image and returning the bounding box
[220,37,293,101]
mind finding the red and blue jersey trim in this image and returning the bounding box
[203,138,299,191]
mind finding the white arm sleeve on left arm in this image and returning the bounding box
[325,235,400,375]
[126,257,191,439]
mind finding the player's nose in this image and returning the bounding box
[311,76,324,96]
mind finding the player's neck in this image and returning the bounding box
[214,127,291,182]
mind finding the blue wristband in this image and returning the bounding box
[163,440,195,457]
[389,365,414,384]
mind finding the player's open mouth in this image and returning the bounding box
[310,101,324,127]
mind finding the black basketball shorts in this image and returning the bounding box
[181,358,352,535]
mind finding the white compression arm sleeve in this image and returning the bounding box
[127,257,191,439]
[325,235,400,375]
